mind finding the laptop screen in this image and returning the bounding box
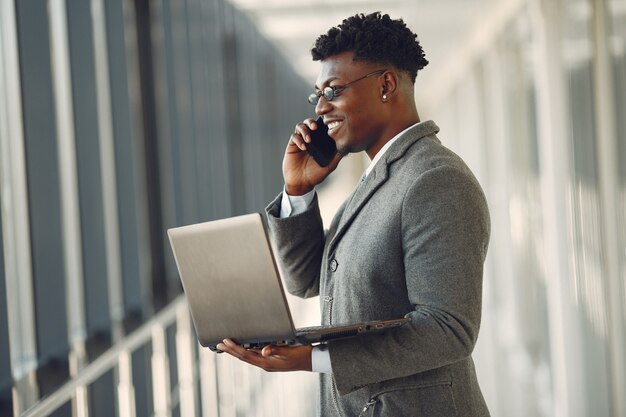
[167,213,296,347]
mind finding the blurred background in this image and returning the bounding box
[0,0,624,416]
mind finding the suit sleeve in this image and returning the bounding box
[328,165,491,394]
[265,192,326,299]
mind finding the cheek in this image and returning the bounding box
[342,104,369,127]
[346,108,375,137]
[336,95,378,138]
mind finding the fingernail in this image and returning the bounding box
[305,135,311,143]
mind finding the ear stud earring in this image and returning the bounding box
[382,94,388,100]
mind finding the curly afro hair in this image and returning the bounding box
[311,12,428,83]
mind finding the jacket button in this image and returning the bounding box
[329,259,338,272]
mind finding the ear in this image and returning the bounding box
[379,70,399,102]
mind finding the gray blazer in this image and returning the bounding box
[266,121,491,417]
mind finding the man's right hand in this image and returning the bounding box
[283,118,343,196]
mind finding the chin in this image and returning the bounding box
[334,137,356,156]
[336,146,350,156]
[336,140,367,156]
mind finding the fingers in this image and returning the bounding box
[217,339,266,367]
[218,339,262,360]
[261,345,289,360]
[216,339,311,372]
[261,345,274,357]
[290,118,318,151]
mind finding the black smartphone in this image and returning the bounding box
[306,116,337,167]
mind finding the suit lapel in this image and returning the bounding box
[329,166,388,253]
[328,121,440,255]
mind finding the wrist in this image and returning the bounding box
[304,345,313,372]
[285,184,314,196]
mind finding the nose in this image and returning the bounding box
[315,95,332,116]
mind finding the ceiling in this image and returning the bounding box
[228,0,499,107]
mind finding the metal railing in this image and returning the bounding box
[17,295,317,417]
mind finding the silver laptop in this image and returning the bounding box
[167,213,409,352]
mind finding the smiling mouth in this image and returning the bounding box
[327,120,343,132]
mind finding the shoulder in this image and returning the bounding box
[392,133,479,192]
[395,138,489,226]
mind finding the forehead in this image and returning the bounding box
[314,52,371,88]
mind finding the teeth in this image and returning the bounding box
[327,121,341,129]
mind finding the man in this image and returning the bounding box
[217,12,491,416]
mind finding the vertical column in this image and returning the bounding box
[103,0,152,320]
[235,15,264,212]
[167,0,199,226]
[529,0,586,415]
[48,1,89,416]
[475,48,515,417]
[216,355,236,417]
[77,0,122,402]
[151,325,171,417]
[91,0,125,343]
[128,0,166,310]
[148,0,178,289]
[117,351,137,417]
[198,346,219,417]
[202,0,233,219]
[175,308,196,417]
[0,1,40,415]
[220,2,245,216]
[16,0,70,404]
[186,0,213,223]
[592,0,626,415]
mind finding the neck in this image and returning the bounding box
[365,108,420,160]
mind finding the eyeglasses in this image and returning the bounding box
[307,69,387,105]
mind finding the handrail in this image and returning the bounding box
[21,295,188,417]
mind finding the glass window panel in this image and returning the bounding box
[608,0,626,412]
[500,13,552,416]
[168,0,200,225]
[562,0,611,414]
[133,0,169,307]
[104,0,151,320]
[87,371,115,417]
[187,0,213,224]
[236,14,265,213]
[66,0,112,346]
[166,324,178,400]
[149,0,182,288]
[203,0,233,220]
[132,345,153,417]
[609,0,626,312]
[256,39,282,193]
[471,11,552,415]
[15,0,70,392]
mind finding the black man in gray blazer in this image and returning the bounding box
[218,12,491,417]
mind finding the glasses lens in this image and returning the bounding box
[308,87,337,105]
[308,92,320,105]
[322,87,335,101]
